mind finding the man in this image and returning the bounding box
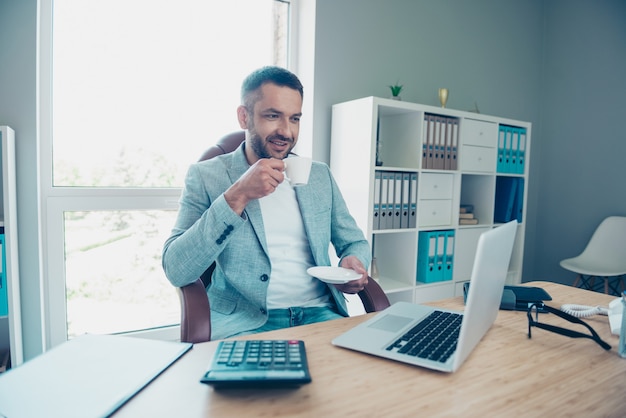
[162,66,370,339]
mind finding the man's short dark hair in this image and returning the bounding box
[241,66,304,109]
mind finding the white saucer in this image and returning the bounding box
[307,266,361,284]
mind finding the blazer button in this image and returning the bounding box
[260,274,269,282]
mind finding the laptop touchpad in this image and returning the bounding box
[368,314,413,332]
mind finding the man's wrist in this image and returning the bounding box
[224,185,248,215]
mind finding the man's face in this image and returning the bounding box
[239,83,303,163]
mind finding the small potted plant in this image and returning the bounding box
[389,82,403,100]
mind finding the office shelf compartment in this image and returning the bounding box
[417,173,458,228]
[497,124,528,174]
[414,282,455,304]
[459,145,497,173]
[331,97,531,303]
[420,173,454,199]
[459,174,495,227]
[494,176,525,224]
[417,200,453,228]
[372,230,417,289]
[377,104,423,170]
[462,118,499,147]
[386,290,414,305]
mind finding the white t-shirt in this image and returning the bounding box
[259,180,330,309]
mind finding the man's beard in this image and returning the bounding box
[249,131,294,160]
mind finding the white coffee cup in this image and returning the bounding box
[284,156,312,186]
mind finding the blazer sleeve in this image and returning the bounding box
[162,163,246,287]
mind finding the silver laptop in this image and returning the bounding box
[332,220,518,373]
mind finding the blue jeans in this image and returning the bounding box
[232,306,345,337]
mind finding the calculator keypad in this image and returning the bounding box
[216,340,302,368]
[202,340,311,387]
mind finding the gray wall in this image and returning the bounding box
[311,0,546,279]
[1,0,625,359]
[308,0,544,289]
[537,0,626,282]
[308,0,626,286]
[311,0,543,157]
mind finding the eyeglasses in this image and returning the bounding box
[527,303,611,350]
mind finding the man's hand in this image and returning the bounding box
[224,158,285,214]
[334,255,369,294]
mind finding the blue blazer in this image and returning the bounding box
[163,144,371,339]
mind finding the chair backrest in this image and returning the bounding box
[580,216,626,272]
[198,131,245,161]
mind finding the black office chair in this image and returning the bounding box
[177,131,390,343]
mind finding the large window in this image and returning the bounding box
[42,0,293,346]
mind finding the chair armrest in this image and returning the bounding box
[358,277,391,313]
[178,278,211,343]
[178,273,388,343]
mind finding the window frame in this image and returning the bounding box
[39,0,299,348]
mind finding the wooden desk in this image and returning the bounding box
[115,282,626,417]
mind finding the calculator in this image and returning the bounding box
[200,340,312,388]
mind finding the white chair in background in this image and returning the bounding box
[560,216,626,295]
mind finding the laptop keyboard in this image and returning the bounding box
[386,310,462,363]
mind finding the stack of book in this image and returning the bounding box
[459,204,478,225]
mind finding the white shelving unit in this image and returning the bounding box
[0,126,22,370]
[330,97,531,305]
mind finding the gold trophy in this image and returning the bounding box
[438,88,449,108]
